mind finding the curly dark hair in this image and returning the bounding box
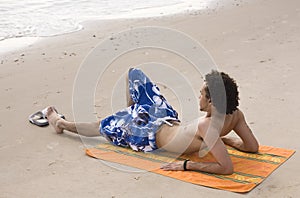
[204,70,239,114]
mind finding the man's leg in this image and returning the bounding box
[47,107,100,137]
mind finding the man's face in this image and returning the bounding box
[199,83,210,112]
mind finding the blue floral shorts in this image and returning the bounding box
[100,68,179,152]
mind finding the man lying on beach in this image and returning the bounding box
[46,68,259,175]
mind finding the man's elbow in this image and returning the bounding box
[219,164,234,175]
[246,142,259,153]
[222,166,234,175]
[249,146,259,153]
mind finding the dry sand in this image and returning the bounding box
[0,0,299,197]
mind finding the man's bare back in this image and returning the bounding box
[156,109,257,153]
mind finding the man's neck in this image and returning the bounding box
[206,112,212,117]
[206,108,226,119]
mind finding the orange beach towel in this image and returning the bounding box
[86,143,295,193]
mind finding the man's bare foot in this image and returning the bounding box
[46,106,64,134]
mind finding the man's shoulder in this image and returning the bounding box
[197,116,211,136]
[198,116,211,126]
[234,109,245,121]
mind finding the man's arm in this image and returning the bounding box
[188,137,234,174]
[222,110,259,153]
[161,120,234,175]
[160,137,233,174]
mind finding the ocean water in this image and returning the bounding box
[0,0,223,54]
[0,0,220,40]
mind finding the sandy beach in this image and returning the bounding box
[1,0,299,197]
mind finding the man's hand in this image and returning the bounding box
[221,136,240,146]
[221,136,258,153]
[160,161,185,171]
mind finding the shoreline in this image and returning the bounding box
[0,0,242,56]
[1,0,299,197]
